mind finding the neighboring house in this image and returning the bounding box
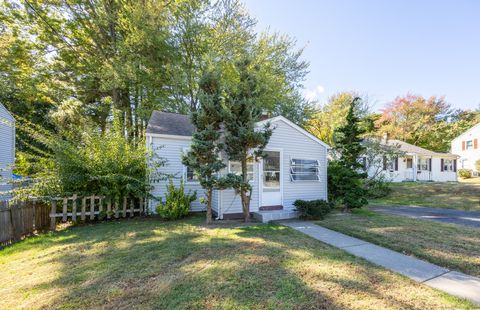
[451,123,480,174]
[367,137,458,182]
[0,103,15,195]
[146,111,329,222]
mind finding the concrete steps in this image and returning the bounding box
[253,210,298,223]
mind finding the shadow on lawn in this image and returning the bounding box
[22,218,461,309]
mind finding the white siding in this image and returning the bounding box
[0,103,15,194]
[147,118,329,217]
[148,136,207,212]
[451,124,480,172]
[265,120,328,210]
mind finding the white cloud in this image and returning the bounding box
[304,84,326,101]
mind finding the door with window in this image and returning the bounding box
[261,151,281,206]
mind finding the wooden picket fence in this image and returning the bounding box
[0,199,50,247]
[49,195,145,230]
[0,195,146,247]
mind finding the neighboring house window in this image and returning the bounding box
[406,158,413,169]
[443,159,453,171]
[466,140,473,150]
[461,159,469,169]
[382,156,398,171]
[229,159,254,182]
[290,158,320,181]
[417,158,430,171]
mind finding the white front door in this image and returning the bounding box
[261,150,282,206]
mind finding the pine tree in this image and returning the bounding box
[182,71,225,224]
[222,59,272,221]
[329,97,368,211]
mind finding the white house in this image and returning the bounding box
[146,111,329,222]
[0,103,15,195]
[369,138,458,182]
[451,123,480,174]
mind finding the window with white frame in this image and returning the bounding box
[229,159,254,182]
[417,158,430,171]
[466,140,473,150]
[443,159,454,171]
[290,158,320,181]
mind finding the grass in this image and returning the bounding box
[370,181,480,211]
[318,209,480,278]
[0,215,474,309]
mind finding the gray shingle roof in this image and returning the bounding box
[385,139,457,157]
[146,111,194,136]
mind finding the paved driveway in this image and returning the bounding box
[371,205,480,228]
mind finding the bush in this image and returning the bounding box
[364,178,391,198]
[458,169,473,179]
[327,161,368,209]
[293,199,333,220]
[156,178,197,220]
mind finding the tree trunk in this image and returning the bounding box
[206,189,213,225]
[240,158,251,222]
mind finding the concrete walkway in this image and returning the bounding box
[282,221,480,305]
[371,205,480,228]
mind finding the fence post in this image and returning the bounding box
[90,195,95,220]
[107,199,112,220]
[72,194,77,222]
[139,198,144,215]
[123,197,127,218]
[62,197,68,222]
[81,197,86,221]
[50,200,57,231]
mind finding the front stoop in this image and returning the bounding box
[253,210,299,223]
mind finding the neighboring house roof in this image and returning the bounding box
[146,111,331,149]
[146,111,195,136]
[383,139,458,158]
[451,122,480,143]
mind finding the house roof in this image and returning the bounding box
[451,122,480,143]
[146,111,195,136]
[146,111,330,149]
[384,139,458,158]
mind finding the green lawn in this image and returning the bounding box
[318,209,480,278]
[370,181,480,211]
[0,216,474,309]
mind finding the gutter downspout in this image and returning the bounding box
[413,154,417,182]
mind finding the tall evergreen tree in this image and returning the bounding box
[222,59,272,222]
[329,97,368,211]
[182,71,225,224]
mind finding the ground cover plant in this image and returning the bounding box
[369,181,480,211]
[0,216,474,309]
[318,209,480,277]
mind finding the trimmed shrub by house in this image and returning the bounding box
[458,169,472,179]
[293,199,333,220]
[156,178,197,220]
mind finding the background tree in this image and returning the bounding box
[307,92,371,146]
[222,59,273,221]
[328,98,368,211]
[182,71,226,224]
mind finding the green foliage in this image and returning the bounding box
[364,178,392,198]
[222,58,273,221]
[476,160,480,173]
[458,169,473,179]
[293,199,333,220]
[182,70,226,224]
[330,98,368,210]
[156,178,197,220]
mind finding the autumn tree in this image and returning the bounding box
[308,92,371,146]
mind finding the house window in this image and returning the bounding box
[229,159,254,182]
[466,140,473,150]
[290,159,320,181]
[185,166,198,182]
[443,159,453,171]
[406,158,413,169]
[417,158,430,171]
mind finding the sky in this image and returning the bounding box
[242,0,480,111]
